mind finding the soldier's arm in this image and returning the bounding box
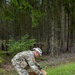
[35,62,43,70]
[27,58,43,75]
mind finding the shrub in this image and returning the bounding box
[8,34,36,55]
[0,57,4,65]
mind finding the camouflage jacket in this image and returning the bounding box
[11,50,42,75]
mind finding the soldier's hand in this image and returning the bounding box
[39,65,43,70]
[39,66,43,70]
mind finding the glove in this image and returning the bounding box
[35,63,43,70]
[40,73,44,75]
[38,66,42,70]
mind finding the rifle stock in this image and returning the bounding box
[29,69,47,75]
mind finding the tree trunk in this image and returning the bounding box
[50,0,55,57]
[60,4,65,52]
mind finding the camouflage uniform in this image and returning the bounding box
[11,50,42,75]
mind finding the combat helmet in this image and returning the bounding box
[32,47,42,56]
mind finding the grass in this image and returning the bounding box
[46,62,75,75]
[0,62,75,75]
[0,69,18,75]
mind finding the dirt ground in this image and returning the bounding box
[40,53,75,67]
[2,53,75,71]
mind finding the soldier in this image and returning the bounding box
[11,47,44,75]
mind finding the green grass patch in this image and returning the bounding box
[1,62,75,75]
[46,62,75,75]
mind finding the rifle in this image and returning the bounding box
[29,69,47,75]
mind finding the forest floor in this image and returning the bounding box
[41,53,75,67]
[0,53,75,75]
[1,53,75,74]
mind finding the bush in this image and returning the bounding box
[0,68,4,74]
[8,34,36,55]
[0,57,4,66]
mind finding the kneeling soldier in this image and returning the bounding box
[11,47,44,75]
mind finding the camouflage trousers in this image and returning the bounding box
[11,58,29,75]
[14,64,29,75]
